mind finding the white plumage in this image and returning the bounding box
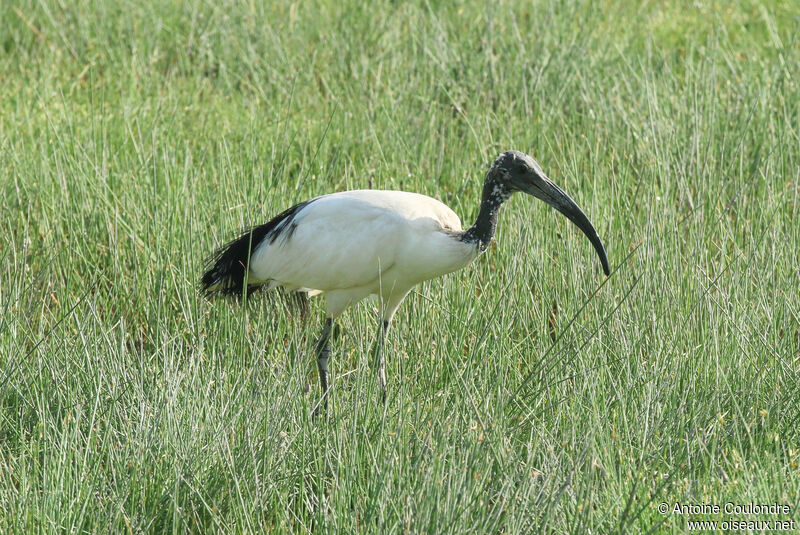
[248,190,476,319]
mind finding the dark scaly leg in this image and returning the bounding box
[371,320,390,404]
[315,318,334,411]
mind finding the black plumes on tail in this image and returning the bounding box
[200,199,315,297]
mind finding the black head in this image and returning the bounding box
[488,150,610,276]
[489,150,554,193]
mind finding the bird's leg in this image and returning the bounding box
[315,318,334,411]
[371,320,390,404]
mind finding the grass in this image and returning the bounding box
[1,0,799,532]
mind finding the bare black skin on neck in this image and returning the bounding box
[462,171,512,251]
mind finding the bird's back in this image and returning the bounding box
[328,190,462,230]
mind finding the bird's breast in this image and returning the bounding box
[392,228,478,285]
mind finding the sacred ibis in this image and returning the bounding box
[201,150,609,408]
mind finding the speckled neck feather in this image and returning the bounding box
[462,171,512,251]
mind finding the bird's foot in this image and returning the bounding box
[312,398,327,418]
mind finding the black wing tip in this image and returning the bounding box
[199,260,264,299]
[200,237,260,298]
[199,198,316,299]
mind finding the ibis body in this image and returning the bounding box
[201,151,610,408]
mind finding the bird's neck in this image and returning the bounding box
[462,175,512,251]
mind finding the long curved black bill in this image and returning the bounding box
[523,176,610,276]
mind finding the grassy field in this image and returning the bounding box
[2,0,799,532]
